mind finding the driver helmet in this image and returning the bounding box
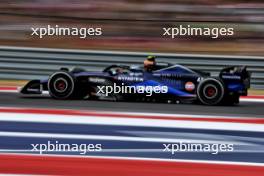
[144,55,156,71]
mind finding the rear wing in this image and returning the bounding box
[220,66,250,78]
[219,66,251,88]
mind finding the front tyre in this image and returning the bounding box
[48,71,75,99]
[197,78,225,105]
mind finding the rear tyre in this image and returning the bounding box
[48,71,75,99]
[197,78,225,105]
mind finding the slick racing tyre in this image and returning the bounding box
[48,71,75,99]
[197,78,225,105]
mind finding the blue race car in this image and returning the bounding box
[20,62,250,105]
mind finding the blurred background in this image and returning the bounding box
[0,0,264,55]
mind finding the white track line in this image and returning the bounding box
[0,112,264,132]
[240,98,264,103]
[0,90,17,93]
[0,131,240,144]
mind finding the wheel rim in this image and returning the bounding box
[197,78,225,105]
[54,78,68,93]
[48,72,75,99]
[203,84,218,99]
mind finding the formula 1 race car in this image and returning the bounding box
[20,62,250,105]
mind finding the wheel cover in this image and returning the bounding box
[197,78,225,105]
[203,84,218,99]
[48,72,75,99]
[54,78,68,93]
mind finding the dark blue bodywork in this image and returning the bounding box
[21,63,250,103]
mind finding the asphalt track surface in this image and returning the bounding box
[0,92,263,117]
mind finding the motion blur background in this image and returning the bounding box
[0,0,264,55]
[1,2,264,176]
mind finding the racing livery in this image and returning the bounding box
[20,62,250,105]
